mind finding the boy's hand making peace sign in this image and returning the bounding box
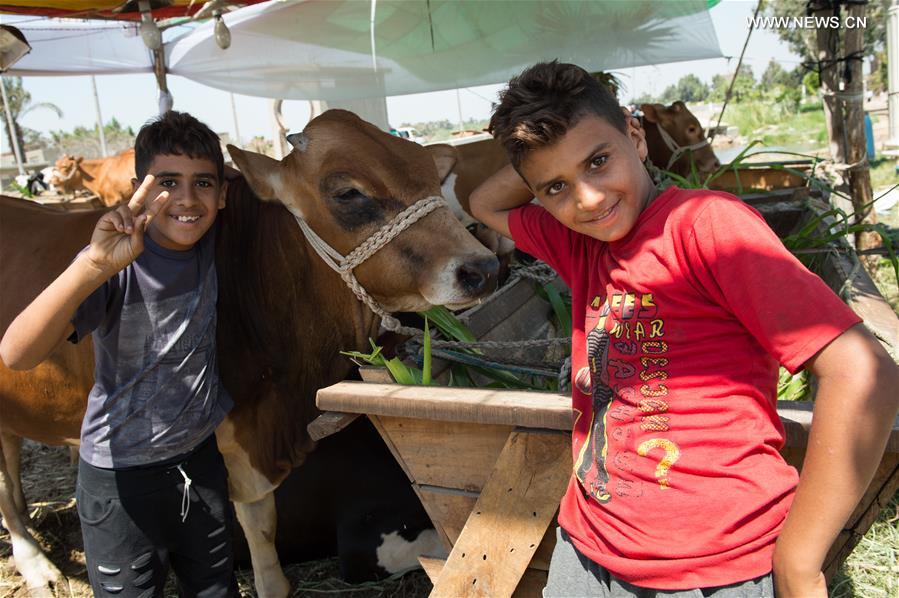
[86,175,171,276]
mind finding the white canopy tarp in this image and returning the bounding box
[7,0,723,100]
[5,19,153,76]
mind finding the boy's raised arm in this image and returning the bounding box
[469,164,534,240]
[772,323,899,597]
[0,176,170,370]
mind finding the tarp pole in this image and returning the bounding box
[230,92,241,147]
[1,79,26,176]
[91,75,109,157]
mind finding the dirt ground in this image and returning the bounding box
[0,442,431,598]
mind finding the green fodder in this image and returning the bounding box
[829,490,899,598]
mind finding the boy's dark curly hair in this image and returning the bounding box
[134,111,224,181]
[489,61,626,171]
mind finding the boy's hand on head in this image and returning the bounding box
[86,175,170,276]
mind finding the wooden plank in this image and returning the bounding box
[419,556,444,584]
[359,366,394,383]
[430,430,570,598]
[378,416,511,491]
[317,382,571,430]
[306,411,360,441]
[320,386,899,452]
[417,485,478,545]
[369,415,415,483]
[420,558,548,598]
[459,277,542,339]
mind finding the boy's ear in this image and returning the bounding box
[217,180,228,209]
[626,114,649,161]
[425,144,458,183]
[228,145,283,202]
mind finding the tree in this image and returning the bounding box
[761,59,791,90]
[675,74,709,102]
[762,0,889,62]
[709,65,756,103]
[1,77,62,159]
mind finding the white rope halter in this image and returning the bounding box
[291,195,448,335]
[55,160,80,182]
[653,122,711,171]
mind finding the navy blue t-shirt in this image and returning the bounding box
[70,228,232,468]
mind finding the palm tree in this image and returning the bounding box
[1,77,62,158]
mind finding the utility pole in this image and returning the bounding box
[456,88,464,132]
[886,0,899,152]
[91,75,109,157]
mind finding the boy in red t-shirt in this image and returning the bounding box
[470,61,899,598]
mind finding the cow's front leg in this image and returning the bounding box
[234,494,289,598]
[0,437,62,596]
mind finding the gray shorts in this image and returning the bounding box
[543,528,775,598]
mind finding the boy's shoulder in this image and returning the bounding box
[656,186,761,232]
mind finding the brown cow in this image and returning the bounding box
[0,109,498,596]
[640,101,721,177]
[50,149,135,206]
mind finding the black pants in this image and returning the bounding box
[76,436,238,598]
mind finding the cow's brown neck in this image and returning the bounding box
[215,177,381,483]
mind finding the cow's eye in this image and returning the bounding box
[334,188,367,202]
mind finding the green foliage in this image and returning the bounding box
[762,0,889,61]
[6,180,33,198]
[1,77,63,156]
[709,65,756,103]
[661,74,709,104]
[777,368,810,402]
[50,118,136,158]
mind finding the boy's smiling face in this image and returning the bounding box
[518,114,658,243]
[138,154,226,251]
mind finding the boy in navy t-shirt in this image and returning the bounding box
[1,111,236,597]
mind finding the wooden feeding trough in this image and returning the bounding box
[314,181,899,597]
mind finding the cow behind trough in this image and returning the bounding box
[0,109,499,596]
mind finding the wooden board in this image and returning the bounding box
[421,557,548,598]
[318,383,571,430]
[430,430,570,597]
[373,416,511,491]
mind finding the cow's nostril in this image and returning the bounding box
[457,257,499,295]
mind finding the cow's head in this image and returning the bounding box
[228,109,499,312]
[641,101,720,177]
[50,154,84,192]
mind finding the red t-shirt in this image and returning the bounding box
[508,186,861,589]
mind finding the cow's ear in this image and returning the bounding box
[641,104,661,124]
[228,145,283,201]
[671,101,685,112]
[425,144,458,183]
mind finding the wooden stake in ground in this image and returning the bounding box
[813,1,879,264]
[843,2,880,266]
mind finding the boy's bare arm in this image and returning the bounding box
[773,323,899,597]
[0,176,170,370]
[469,164,533,240]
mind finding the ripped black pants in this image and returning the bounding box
[76,436,238,598]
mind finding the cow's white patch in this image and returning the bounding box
[376,528,447,574]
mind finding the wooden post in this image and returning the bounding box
[813,3,846,165]
[843,2,880,264]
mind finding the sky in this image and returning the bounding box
[3,0,802,151]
